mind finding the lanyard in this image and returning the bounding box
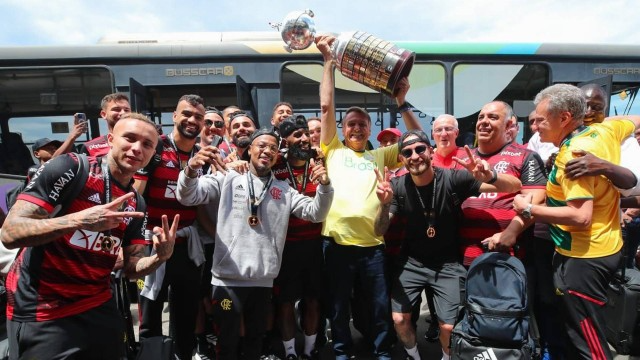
[246,172,273,226]
[285,160,310,194]
[99,158,116,252]
[414,173,437,239]
[168,134,195,170]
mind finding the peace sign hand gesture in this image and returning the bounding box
[73,192,144,232]
[374,167,393,205]
[453,145,495,183]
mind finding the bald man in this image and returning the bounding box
[431,115,467,169]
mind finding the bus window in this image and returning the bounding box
[281,62,445,143]
[8,115,89,145]
[611,85,640,117]
[0,67,113,116]
[453,63,549,142]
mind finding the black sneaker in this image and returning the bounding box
[260,356,282,360]
[424,320,440,342]
[299,349,320,360]
[195,340,216,360]
[285,355,298,360]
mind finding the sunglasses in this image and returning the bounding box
[400,145,428,158]
[205,120,225,128]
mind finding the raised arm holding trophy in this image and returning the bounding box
[272,9,416,96]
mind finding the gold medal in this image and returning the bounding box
[248,215,259,226]
[101,236,114,252]
[426,226,436,238]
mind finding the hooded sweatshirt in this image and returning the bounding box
[177,169,333,287]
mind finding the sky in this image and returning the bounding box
[1,0,640,46]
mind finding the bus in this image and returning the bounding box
[1,31,639,184]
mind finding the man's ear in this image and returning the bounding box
[560,111,573,126]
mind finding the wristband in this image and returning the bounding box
[398,102,412,113]
[486,169,498,184]
[185,164,199,178]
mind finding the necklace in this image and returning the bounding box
[168,134,196,170]
[414,173,437,239]
[246,172,273,226]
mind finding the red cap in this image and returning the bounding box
[377,128,402,142]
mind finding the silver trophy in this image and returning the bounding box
[271,10,317,52]
[271,10,415,96]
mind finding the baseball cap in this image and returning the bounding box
[397,130,432,151]
[240,128,281,161]
[228,110,257,128]
[278,114,308,138]
[377,128,402,142]
[33,138,62,151]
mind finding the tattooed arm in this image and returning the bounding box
[123,214,179,278]
[1,193,145,249]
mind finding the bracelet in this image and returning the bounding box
[397,102,412,113]
[486,169,498,184]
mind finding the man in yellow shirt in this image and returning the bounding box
[314,35,421,360]
[513,83,640,359]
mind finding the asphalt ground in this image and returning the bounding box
[126,293,636,360]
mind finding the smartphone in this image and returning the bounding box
[75,113,88,133]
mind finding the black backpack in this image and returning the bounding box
[451,252,538,360]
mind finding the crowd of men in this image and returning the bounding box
[1,34,640,360]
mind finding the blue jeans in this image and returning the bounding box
[323,238,391,360]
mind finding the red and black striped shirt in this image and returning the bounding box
[6,154,146,321]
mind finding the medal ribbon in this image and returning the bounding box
[414,173,437,237]
[285,159,310,194]
[168,133,196,170]
[247,172,274,221]
[100,158,116,252]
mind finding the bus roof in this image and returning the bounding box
[0,32,639,61]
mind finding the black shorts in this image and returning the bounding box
[391,260,466,325]
[8,298,124,360]
[200,243,215,297]
[273,239,324,303]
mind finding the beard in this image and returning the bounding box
[233,135,251,148]
[287,143,313,160]
[177,123,200,139]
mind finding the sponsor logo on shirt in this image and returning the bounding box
[88,193,102,204]
[68,229,121,255]
[49,168,76,201]
[165,161,176,168]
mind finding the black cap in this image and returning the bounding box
[397,130,431,151]
[32,138,63,151]
[240,128,281,161]
[278,114,308,138]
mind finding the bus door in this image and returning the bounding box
[129,78,151,116]
[236,75,259,127]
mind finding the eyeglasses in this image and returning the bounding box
[400,145,428,158]
[254,143,279,153]
[205,120,225,129]
[433,126,455,134]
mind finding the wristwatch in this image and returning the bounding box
[521,204,533,219]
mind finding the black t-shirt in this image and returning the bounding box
[390,167,482,267]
